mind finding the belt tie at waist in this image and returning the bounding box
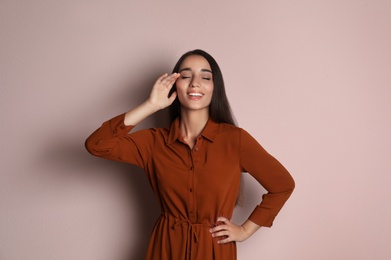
[172,218,200,242]
[163,213,211,260]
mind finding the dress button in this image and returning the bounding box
[193,147,198,152]
[190,188,193,192]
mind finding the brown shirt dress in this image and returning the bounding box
[85,113,295,260]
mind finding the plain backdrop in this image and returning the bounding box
[1,1,390,259]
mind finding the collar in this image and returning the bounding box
[166,117,220,145]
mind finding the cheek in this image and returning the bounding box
[175,83,187,102]
[206,83,214,94]
[206,85,214,103]
[175,80,187,91]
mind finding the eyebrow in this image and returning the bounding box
[179,68,212,74]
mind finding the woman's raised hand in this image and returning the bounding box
[124,73,180,126]
[148,73,180,110]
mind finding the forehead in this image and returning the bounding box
[179,55,212,71]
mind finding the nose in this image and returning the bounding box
[190,77,200,88]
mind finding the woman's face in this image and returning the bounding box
[175,55,214,113]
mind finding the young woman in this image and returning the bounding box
[85,49,295,260]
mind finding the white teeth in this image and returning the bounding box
[188,93,203,97]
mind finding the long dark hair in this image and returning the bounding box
[169,49,236,126]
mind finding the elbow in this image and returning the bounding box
[278,174,295,196]
[285,175,295,198]
[84,136,110,158]
[286,174,295,194]
[289,176,295,192]
[84,136,96,156]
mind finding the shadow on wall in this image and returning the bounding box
[40,126,163,259]
[113,164,162,260]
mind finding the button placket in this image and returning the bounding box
[188,147,196,222]
[189,137,204,222]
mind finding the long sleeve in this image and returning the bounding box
[85,113,155,168]
[239,129,295,227]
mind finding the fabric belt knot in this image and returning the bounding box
[162,212,211,260]
[172,218,200,243]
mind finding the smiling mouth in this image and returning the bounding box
[188,93,204,97]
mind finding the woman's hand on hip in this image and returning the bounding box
[209,217,260,244]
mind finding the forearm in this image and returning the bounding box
[241,219,261,238]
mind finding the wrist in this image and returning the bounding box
[144,99,162,113]
[241,220,261,239]
[240,225,251,239]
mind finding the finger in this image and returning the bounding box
[161,73,178,87]
[168,91,177,103]
[167,73,179,84]
[217,236,233,244]
[157,73,168,82]
[167,73,180,81]
[216,216,230,224]
[210,224,229,233]
[211,230,229,238]
[167,76,180,90]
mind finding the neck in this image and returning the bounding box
[179,109,209,142]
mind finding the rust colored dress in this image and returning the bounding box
[85,113,295,260]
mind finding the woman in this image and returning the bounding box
[85,49,295,259]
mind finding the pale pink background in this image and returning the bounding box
[1,1,390,259]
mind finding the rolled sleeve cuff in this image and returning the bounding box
[108,113,134,136]
[248,206,276,228]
